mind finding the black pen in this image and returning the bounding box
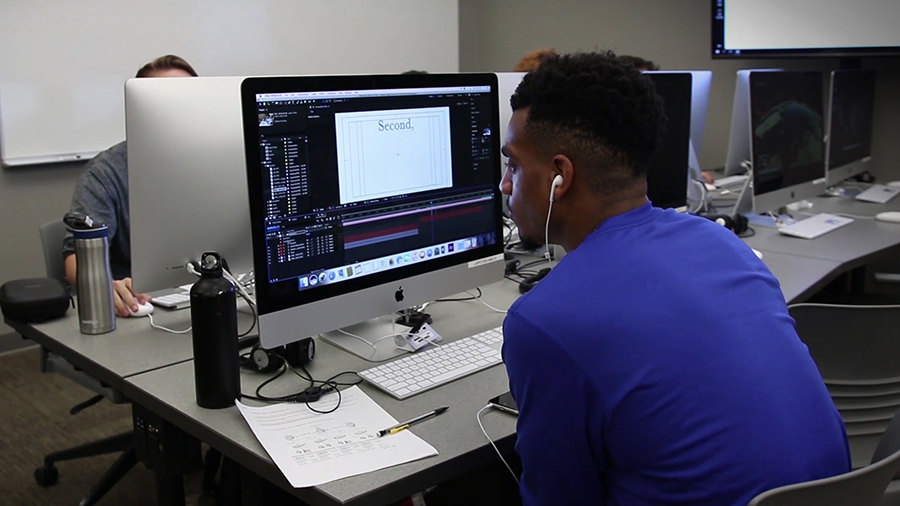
[377,407,449,437]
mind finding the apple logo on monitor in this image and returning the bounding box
[394,286,404,303]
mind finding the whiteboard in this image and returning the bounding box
[0,0,459,167]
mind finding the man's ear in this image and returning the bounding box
[551,154,575,200]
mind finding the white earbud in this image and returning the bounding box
[544,175,564,263]
[549,175,564,202]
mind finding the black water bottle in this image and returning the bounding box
[190,252,241,409]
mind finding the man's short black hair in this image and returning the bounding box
[510,51,666,195]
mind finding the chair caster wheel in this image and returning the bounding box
[34,464,59,487]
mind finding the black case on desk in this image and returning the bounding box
[0,278,71,323]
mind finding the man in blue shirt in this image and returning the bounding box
[499,52,850,505]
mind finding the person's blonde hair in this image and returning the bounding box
[135,55,198,78]
[514,48,558,72]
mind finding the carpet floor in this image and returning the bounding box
[0,346,163,505]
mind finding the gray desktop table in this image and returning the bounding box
[751,250,843,303]
[808,192,900,217]
[123,279,523,506]
[743,216,900,269]
[5,308,202,391]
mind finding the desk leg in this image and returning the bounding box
[154,469,186,506]
[240,466,265,506]
[850,266,867,294]
[133,404,202,506]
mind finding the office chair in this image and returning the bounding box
[32,220,137,506]
[789,302,900,470]
[871,407,900,506]
[746,440,900,506]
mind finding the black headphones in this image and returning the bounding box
[702,213,749,235]
[518,267,552,294]
[241,337,316,374]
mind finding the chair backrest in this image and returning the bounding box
[789,303,900,383]
[747,446,900,506]
[872,408,900,477]
[39,220,68,282]
[789,303,900,468]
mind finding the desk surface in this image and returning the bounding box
[124,279,523,506]
[811,192,900,217]
[6,307,252,391]
[750,250,842,303]
[744,212,900,267]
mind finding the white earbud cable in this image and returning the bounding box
[476,404,520,485]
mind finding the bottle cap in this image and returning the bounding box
[199,252,224,276]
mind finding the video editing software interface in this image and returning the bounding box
[253,85,498,294]
[750,72,824,196]
[828,70,875,170]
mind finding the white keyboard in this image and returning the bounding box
[778,213,854,240]
[359,327,504,400]
[855,184,900,204]
[149,290,191,309]
[715,174,749,188]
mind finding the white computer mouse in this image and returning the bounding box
[129,301,155,317]
[886,181,900,188]
[875,211,900,224]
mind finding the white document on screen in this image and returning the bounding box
[235,386,438,488]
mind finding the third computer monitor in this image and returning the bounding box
[826,69,876,184]
[241,73,505,353]
[749,70,826,213]
[644,72,693,210]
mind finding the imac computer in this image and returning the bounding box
[643,72,693,210]
[724,69,782,177]
[825,69,876,185]
[644,71,712,209]
[749,71,826,213]
[126,76,254,294]
[241,73,505,359]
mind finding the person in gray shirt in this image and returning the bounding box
[64,54,198,317]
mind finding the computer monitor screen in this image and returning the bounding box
[712,0,900,58]
[127,76,253,293]
[749,71,826,212]
[644,72,693,210]
[242,74,505,351]
[826,69,876,183]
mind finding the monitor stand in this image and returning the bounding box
[320,317,412,362]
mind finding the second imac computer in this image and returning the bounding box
[126,76,254,294]
[748,70,826,214]
[825,69,876,184]
[241,73,505,359]
[643,71,712,210]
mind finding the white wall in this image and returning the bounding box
[459,0,900,182]
[0,163,82,340]
[0,0,459,166]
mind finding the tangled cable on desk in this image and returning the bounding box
[240,362,363,414]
